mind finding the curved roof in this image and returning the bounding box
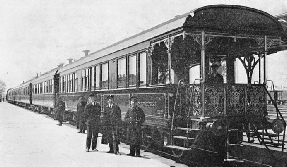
[183,5,285,37]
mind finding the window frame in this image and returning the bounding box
[128,54,137,87]
[101,62,109,89]
[117,56,127,88]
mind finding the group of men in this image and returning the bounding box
[55,94,145,157]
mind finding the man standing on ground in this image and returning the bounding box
[84,94,101,152]
[77,96,86,133]
[103,95,121,154]
[125,96,145,157]
[56,96,65,126]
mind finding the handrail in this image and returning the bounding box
[262,85,286,154]
[263,85,286,125]
[170,80,183,144]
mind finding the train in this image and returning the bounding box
[7,5,287,166]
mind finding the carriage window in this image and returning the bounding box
[129,55,137,86]
[84,69,87,91]
[68,75,70,92]
[67,75,70,93]
[43,81,46,93]
[48,80,50,93]
[81,70,85,91]
[95,66,100,89]
[47,80,49,93]
[63,76,65,93]
[65,75,68,92]
[74,73,77,92]
[87,68,91,91]
[85,70,88,91]
[118,57,126,88]
[102,63,109,89]
[91,67,95,90]
[71,73,74,92]
[46,81,48,93]
[40,83,43,94]
[68,74,70,92]
[189,65,200,84]
[70,73,73,92]
[139,52,147,85]
[151,42,168,85]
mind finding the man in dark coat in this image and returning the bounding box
[77,97,86,133]
[206,63,224,84]
[125,96,145,157]
[56,96,65,126]
[103,95,121,154]
[84,95,101,152]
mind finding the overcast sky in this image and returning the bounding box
[1,0,287,89]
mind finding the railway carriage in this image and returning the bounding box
[7,5,287,166]
[30,71,55,114]
[7,81,31,107]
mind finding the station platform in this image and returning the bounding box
[0,102,186,167]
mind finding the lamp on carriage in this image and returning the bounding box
[271,118,285,134]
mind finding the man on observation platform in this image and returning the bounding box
[206,63,224,84]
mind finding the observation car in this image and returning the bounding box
[7,5,287,166]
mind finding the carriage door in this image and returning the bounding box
[29,83,32,104]
[53,73,60,108]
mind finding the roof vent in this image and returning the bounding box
[83,50,90,56]
[67,58,73,64]
[58,63,64,68]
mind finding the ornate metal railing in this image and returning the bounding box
[187,84,267,118]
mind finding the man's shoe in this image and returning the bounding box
[114,151,120,155]
[86,148,89,152]
[107,150,113,153]
[77,131,81,133]
[135,154,141,157]
[57,124,62,126]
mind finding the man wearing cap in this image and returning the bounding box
[84,95,101,152]
[103,95,122,154]
[125,96,145,157]
[56,96,65,126]
[206,63,224,84]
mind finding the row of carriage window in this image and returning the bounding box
[31,51,148,94]
[10,46,203,96]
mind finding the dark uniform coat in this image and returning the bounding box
[77,101,86,131]
[84,103,101,127]
[84,102,101,150]
[206,73,224,84]
[103,104,121,145]
[56,100,65,122]
[125,106,145,145]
